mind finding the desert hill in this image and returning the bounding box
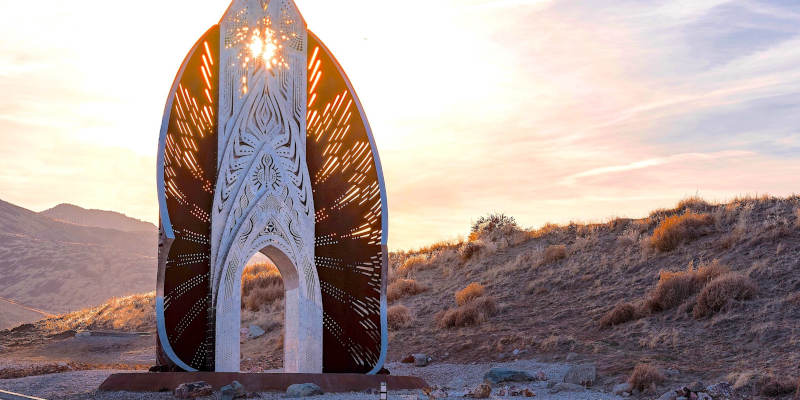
[2,195,799,398]
[40,203,156,233]
[0,199,156,329]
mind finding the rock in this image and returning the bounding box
[401,355,415,363]
[414,354,432,367]
[613,382,633,395]
[548,382,584,394]
[221,381,245,400]
[247,325,265,339]
[286,383,323,397]
[705,382,733,398]
[421,387,449,399]
[510,388,535,397]
[686,381,705,393]
[656,390,677,400]
[697,393,711,400]
[174,381,213,399]
[563,363,597,387]
[534,371,548,381]
[512,349,520,356]
[566,352,578,361]
[75,331,91,338]
[466,383,491,398]
[484,368,535,385]
[665,368,680,377]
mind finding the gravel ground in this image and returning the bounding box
[0,359,623,400]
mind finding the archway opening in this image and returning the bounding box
[240,251,285,372]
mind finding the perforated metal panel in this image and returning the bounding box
[307,32,387,374]
[156,25,219,372]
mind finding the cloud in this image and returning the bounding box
[562,151,754,184]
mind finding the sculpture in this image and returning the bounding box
[155,0,387,374]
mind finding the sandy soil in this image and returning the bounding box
[0,360,622,400]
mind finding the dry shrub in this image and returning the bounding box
[650,212,713,252]
[387,305,413,330]
[795,207,800,228]
[242,262,284,312]
[395,255,430,277]
[599,303,639,327]
[646,260,729,313]
[437,297,497,329]
[458,241,484,260]
[387,279,426,302]
[540,335,576,352]
[676,196,711,212]
[694,273,757,318]
[542,244,567,264]
[456,283,485,306]
[628,364,665,393]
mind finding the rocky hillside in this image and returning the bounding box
[386,195,800,398]
[0,199,156,328]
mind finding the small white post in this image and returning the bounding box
[380,382,387,400]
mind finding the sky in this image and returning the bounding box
[0,0,798,251]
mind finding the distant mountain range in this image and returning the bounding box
[0,199,157,329]
[40,203,156,233]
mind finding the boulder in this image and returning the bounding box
[467,383,491,398]
[484,368,535,385]
[548,382,584,393]
[563,364,597,386]
[221,381,245,400]
[686,381,705,393]
[247,325,266,339]
[656,390,677,400]
[174,381,213,399]
[286,383,323,397]
[613,382,633,395]
[705,382,733,398]
[414,354,432,367]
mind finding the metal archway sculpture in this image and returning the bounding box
[156,0,387,374]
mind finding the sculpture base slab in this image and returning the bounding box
[99,372,428,393]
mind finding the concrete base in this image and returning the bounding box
[99,373,428,393]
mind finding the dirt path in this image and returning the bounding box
[0,359,622,400]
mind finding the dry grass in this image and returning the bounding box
[694,273,758,318]
[795,207,800,228]
[646,260,729,313]
[387,279,427,302]
[455,283,485,306]
[628,364,665,393]
[241,262,283,312]
[599,303,639,328]
[41,293,155,333]
[650,212,713,252]
[759,375,797,397]
[542,244,567,264]
[395,255,431,277]
[387,305,413,330]
[539,334,576,352]
[458,241,483,260]
[437,296,497,329]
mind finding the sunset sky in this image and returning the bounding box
[1,0,798,250]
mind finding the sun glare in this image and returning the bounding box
[248,29,282,68]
